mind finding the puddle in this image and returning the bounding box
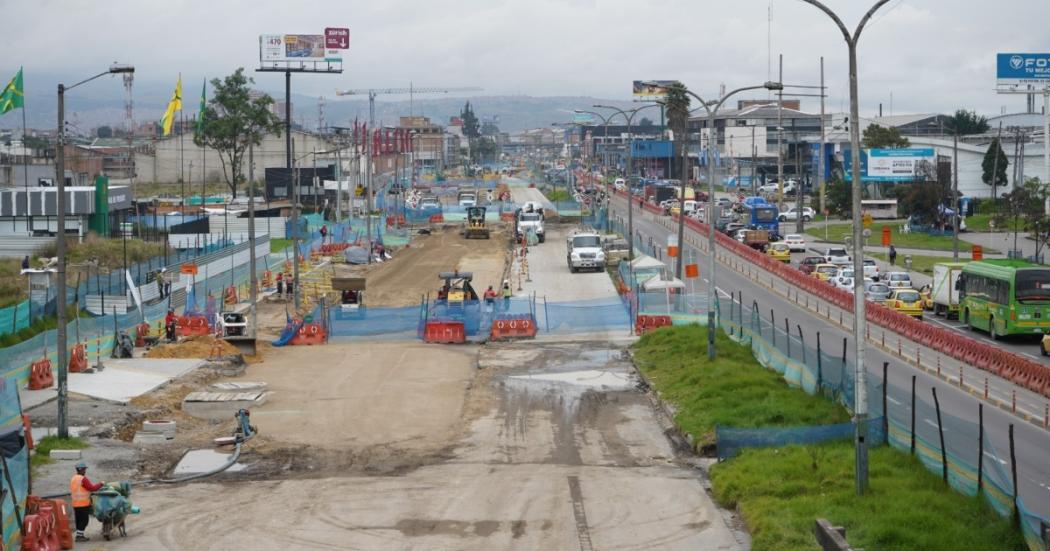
[172,449,246,476]
[544,349,623,372]
[508,369,634,390]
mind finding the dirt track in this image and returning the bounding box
[337,226,510,307]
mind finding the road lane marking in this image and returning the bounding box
[923,418,946,432]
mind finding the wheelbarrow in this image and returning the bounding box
[92,481,140,541]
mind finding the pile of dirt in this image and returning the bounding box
[145,335,240,359]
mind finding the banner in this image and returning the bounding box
[843,148,936,183]
[996,53,1050,86]
[632,80,677,100]
[260,34,343,62]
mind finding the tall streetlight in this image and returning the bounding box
[574,110,612,229]
[55,63,135,438]
[593,103,662,261]
[644,81,783,361]
[798,0,891,496]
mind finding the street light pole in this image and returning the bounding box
[647,81,784,360]
[574,110,612,229]
[55,63,134,439]
[799,0,891,496]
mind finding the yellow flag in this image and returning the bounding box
[160,75,183,136]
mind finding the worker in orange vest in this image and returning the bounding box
[71,461,104,542]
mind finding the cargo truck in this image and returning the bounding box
[931,261,967,318]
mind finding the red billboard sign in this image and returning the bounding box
[325,28,349,49]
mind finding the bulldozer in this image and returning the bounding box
[437,271,478,308]
[464,206,490,239]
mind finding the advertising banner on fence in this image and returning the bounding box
[260,34,343,62]
[996,53,1050,86]
[843,148,935,182]
[632,80,677,100]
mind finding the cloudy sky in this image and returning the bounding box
[1,0,1047,119]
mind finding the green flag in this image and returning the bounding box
[196,79,206,137]
[0,67,24,115]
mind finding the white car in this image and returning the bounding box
[885,271,912,289]
[862,258,880,281]
[778,207,816,222]
[758,180,797,195]
[834,269,856,290]
[824,247,851,266]
[783,234,806,252]
[735,229,749,243]
[613,178,626,191]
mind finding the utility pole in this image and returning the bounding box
[952,130,959,260]
[819,56,827,215]
[800,0,891,496]
[777,54,785,211]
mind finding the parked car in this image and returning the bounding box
[783,233,806,252]
[885,271,912,289]
[887,288,924,319]
[823,247,851,266]
[799,256,824,275]
[865,281,892,302]
[813,264,840,282]
[778,206,816,222]
[767,243,791,262]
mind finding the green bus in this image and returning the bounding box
[959,259,1050,338]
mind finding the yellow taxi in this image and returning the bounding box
[887,288,924,320]
[813,263,839,281]
[767,243,791,262]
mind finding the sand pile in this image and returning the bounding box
[145,335,240,359]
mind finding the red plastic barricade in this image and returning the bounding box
[28,358,54,390]
[430,213,446,223]
[635,315,673,335]
[176,315,211,338]
[423,319,466,344]
[289,322,327,346]
[67,343,89,373]
[491,314,538,340]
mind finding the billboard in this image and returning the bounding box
[325,28,350,49]
[997,53,1050,86]
[260,34,344,62]
[572,112,595,124]
[843,148,935,182]
[631,140,672,158]
[633,80,678,100]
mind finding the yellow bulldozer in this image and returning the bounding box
[465,206,490,239]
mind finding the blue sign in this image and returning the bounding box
[997,53,1050,85]
[809,143,834,180]
[631,140,672,159]
[843,148,935,183]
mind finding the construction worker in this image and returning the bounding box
[71,461,103,542]
[320,224,328,244]
[501,280,512,309]
[164,309,177,342]
[276,271,284,297]
[155,268,166,299]
[284,272,294,300]
[483,285,497,304]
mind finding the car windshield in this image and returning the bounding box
[840,270,854,278]
[804,257,822,264]
[520,213,541,221]
[869,284,889,293]
[1015,269,1050,302]
[573,236,601,248]
[896,291,920,302]
[864,259,876,266]
[786,234,802,240]
[890,273,910,281]
[817,266,838,274]
[773,244,788,251]
[828,248,847,256]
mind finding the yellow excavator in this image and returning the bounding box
[465,206,490,239]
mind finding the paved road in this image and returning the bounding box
[610,196,1050,523]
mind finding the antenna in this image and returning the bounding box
[318,95,326,134]
[122,72,135,186]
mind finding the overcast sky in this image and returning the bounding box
[2,0,1048,119]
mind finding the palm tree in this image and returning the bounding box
[664,83,691,279]
[943,109,989,259]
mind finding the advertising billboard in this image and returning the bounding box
[631,140,673,158]
[633,80,678,100]
[997,53,1050,86]
[843,148,935,182]
[572,112,595,124]
[325,28,350,49]
[260,34,343,62]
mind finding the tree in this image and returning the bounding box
[664,82,690,179]
[862,124,910,149]
[96,126,113,139]
[897,181,945,222]
[943,109,989,136]
[196,68,283,199]
[996,178,1048,257]
[638,117,654,127]
[982,138,1009,198]
[825,178,852,217]
[460,102,480,139]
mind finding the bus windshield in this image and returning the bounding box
[752,208,777,222]
[1016,269,1050,302]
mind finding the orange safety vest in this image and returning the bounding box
[70,474,90,507]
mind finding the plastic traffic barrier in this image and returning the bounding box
[423,319,466,344]
[67,343,89,373]
[635,315,673,335]
[176,315,211,338]
[28,358,54,390]
[289,322,327,346]
[491,314,538,340]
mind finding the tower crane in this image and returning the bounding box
[334,84,482,126]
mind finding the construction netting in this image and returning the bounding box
[0,374,28,551]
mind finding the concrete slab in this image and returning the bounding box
[182,391,268,421]
[210,381,268,392]
[133,432,173,445]
[171,449,245,476]
[20,388,57,411]
[62,358,204,405]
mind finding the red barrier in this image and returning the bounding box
[491,314,538,340]
[22,414,33,450]
[67,343,88,373]
[431,213,446,223]
[635,314,673,335]
[289,322,327,346]
[28,358,54,390]
[423,319,466,344]
[50,498,72,550]
[176,315,211,337]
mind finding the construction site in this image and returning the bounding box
[10,172,743,550]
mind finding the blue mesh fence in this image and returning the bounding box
[542,296,631,334]
[0,301,30,338]
[716,418,885,461]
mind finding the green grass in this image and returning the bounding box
[805,221,998,253]
[35,435,89,456]
[632,325,850,449]
[543,188,573,202]
[270,238,292,252]
[965,214,1023,233]
[711,442,1025,551]
[871,252,966,275]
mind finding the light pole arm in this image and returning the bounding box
[66,70,116,92]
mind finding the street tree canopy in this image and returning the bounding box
[982,138,1009,196]
[862,124,910,149]
[943,109,989,136]
[196,68,283,198]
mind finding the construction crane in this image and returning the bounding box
[334,84,482,126]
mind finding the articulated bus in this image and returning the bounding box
[747,204,780,234]
[959,259,1050,338]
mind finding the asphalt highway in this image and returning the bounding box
[609,195,1050,524]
